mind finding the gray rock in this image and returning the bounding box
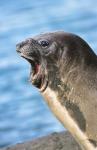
[2,131,81,150]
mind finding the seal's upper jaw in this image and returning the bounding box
[16,42,40,77]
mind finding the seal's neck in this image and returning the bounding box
[41,86,95,150]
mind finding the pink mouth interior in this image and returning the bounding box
[34,63,40,76]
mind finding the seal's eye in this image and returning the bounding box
[39,40,49,48]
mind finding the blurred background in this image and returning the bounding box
[0,0,97,148]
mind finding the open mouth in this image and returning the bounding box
[20,53,48,91]
[21,55,40,77]
[21,54,40,84]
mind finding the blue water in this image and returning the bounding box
[0,0,97,148]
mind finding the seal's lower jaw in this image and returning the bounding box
[30,66,48,92]
[21,54,48,92]
[39,78,48,92]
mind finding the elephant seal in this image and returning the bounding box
[16,31,97,150]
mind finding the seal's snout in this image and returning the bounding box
[16,41,27,53]
[16,38,37,54]
[16,43,22,53]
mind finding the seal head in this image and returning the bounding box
[16,38,48,91]
[16,31,97,92]
[16,31,66,92]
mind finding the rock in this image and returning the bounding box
[2,131,81,150]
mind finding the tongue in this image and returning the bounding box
[34,63,39,75]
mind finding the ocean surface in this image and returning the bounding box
[0,0,97,148]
